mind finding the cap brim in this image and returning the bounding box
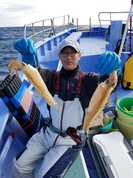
[59,45,80,53]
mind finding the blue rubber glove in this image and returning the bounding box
[14,38,39,67]
[95,51,122,76]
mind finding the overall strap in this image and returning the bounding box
[54,71,60,91]
[75,72,84,94]
[54,71,84,94]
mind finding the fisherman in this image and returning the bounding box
[12,38,122,178]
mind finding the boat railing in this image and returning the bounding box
[75,17,92,31]
[23,15,70,41]
[53,15,70,32]
[23,12,133,42]
[98,11,133,27]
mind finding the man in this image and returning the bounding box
[12,39,122,178]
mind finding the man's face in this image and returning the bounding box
[58,47,81,70]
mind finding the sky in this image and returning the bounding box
[0,0,132,27]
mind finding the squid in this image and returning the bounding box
[83,70,117,132]
[8,59,59,109]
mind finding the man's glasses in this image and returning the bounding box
[60,52,78,57]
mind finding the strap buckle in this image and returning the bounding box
[49,124,67,138]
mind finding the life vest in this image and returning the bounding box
[122,54,133,89]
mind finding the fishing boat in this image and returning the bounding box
[1,1,133,177]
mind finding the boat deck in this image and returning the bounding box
[80,36,108,56]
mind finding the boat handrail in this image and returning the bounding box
[53,15,70,31]
[98,11,133,27]
[23,15,70,41]
[23,12,133,42]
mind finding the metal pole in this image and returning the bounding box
[118,0,133,57]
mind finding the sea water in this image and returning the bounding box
[0,26,46,83]
[0,27,24,83]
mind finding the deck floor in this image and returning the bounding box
[80,36,108,56]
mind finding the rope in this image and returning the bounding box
[5,105,38,139]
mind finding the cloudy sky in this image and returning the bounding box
[0,0,132,27]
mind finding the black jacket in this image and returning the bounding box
[38,65,121,110]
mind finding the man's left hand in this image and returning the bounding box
[95,51,122,76]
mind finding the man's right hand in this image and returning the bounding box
[14,38,39,67]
